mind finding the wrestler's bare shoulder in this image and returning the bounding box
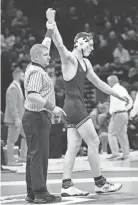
[62,53,78,81]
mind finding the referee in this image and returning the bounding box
[22,10,65,204]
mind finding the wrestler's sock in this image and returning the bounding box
[62,179,74,189]
[94,175,106,187]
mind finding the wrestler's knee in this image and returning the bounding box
[67,138,82,152]
[94,138,100,147]
[88,137,100,148]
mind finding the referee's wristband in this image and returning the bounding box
[44,101,55,111]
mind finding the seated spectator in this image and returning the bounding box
[90,102,104,131]
[11,10,28,28]
[83,22,92,34]
[104,21,112,37]
[108,31,118,52]
[111,57,130,80]
[92,39,113,69]
[125,16,134,30]
[13,36,23,54]
[128,59,138,83]
[113,43,131,64]
[121,27,130,41]
[128,92,138,150]
[28,35,36,47]
[4,29,16,50]
[124,30,138,53]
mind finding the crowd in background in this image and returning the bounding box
[1,0,138,160]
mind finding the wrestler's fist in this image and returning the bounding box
[52,106,66,117]
[46,8,56,24]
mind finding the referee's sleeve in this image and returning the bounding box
[27,71,43,93]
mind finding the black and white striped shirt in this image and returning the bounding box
[24,62,55,112]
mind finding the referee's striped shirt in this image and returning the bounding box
[24,62,55,112]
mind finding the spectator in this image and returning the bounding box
[108,31,118,52]
[97,102,110,154]
[83,23,92,34]
[93,39,113,69]
[129,92,138,150]
[13,36,23,54]
[113,43,130,64]
[104,21,112,37]
[126,30,138,53]
[1,140,17,173]
[107,75,133,160]
[90,102,104,131]
[121,27,129,41]
[4,68,27,166]
[11,10,28,28]
[125,17,134,30]
[128,59,138,83]
[130,92,138,119]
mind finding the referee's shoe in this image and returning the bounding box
[26,191,62,203]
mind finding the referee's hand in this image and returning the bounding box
[53,106,66,117]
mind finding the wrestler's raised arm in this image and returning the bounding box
[46,8,73,65]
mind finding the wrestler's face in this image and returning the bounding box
[83,39,94,56]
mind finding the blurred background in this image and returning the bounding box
[1,0,138,160]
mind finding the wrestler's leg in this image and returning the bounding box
[61,127,89,196]
[77,118,101,177]
[63,127,82,180]
[77,118,122,193]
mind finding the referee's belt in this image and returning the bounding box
[113,110,127,115]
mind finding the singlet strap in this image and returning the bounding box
[75,56,88,73]
[83,59,89,73]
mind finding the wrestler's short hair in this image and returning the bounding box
[74,32,93,43]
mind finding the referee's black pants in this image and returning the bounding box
[22,110,51,195]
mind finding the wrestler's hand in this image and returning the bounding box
[117,95,129,106]
[46,8,56,24]
[52,106,66,117]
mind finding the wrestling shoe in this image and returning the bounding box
[95,180,122,194]
[61,180,89,197]
[107,154,120,160]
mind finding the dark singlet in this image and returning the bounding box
[63,59,90,128]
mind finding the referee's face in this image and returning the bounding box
[40,48,51,66]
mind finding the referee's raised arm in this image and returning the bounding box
[22,9,64,204]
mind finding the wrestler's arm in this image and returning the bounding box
[52,24,74,64]
[85,59,127,101]
[46,8,75,65]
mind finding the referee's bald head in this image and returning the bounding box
[107,75,119,87]
[30,44,49,62]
